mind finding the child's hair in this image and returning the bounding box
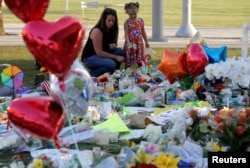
[124,2,139,10]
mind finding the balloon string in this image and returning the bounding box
[65,111,82,166]
[64,103,89,168]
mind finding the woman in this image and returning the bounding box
[81,8,125,77]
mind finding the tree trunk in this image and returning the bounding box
[0,0,6,35]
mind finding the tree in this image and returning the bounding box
[0,0,6,35]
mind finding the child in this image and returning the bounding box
[124,2,150,68]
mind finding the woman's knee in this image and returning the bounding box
[106,60,116,70]
[113,48,125,56]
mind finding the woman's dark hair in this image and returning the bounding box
[95,8,119,42]
[124,2,139,10]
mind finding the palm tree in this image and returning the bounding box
[0,0,6,35]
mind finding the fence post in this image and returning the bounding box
[175,0,197,37]
[241,23,250,58]
[150,0,167,42]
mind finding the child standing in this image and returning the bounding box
[124,2,150,68]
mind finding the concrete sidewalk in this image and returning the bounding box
[0,23,246,48]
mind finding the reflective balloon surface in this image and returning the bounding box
[158,48,188,84]
[186,43,209,77]
[202,45,227,63]
[4,0,50,23]
[7,96,65,141]
[22,16,84,80]
[50,59,94,117]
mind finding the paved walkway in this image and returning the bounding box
[0,23,247,48]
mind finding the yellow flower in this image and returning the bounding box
[109,85,115,93]
[193,81,201,91]
[39,67,47,72]
[209,141,225,152]
[33,159,43,168]
[130,142,137,148]
[126,163,135,168]
[208,112,213,118]
[153,152,181,168]
[134,149,155,164]
[124,140,137,148]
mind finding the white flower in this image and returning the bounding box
[226,58,238,69]
[10,161,25,168]
[204,64,214,74]
[230,71,243,82]
[205,64,216,80]
[220,62,231,78]
[237,75,250,88]
[213,65,224,79]
[186,117,193,125]
[205,57,250,89]
[234,59,248,74]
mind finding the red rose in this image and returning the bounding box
[214,115,223,124]
[236,125,245,136]
[239,112,247,123]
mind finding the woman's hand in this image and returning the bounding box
[115,56,125,62]
[109,43,116,50]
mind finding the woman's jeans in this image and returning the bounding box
[82,48,124,77]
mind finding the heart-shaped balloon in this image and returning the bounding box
[22,16,84,80]
[158,48,188,84]
[186,43,209,77]
[4,0,50,23]
[7,96,65,142]
[50,59,94,117]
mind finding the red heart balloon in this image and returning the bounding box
[158,48,188,84]
[186,43,209,77]
[22,16,84,80]
[7,96,65,141]
[4,0,50,23]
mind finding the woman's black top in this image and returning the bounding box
[81,26,115,60]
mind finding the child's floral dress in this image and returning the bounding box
[124,18,146,67]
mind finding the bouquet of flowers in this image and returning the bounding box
[126,148,181,168]
[185,108,214,146]
[204,57,250,89]
[212,107,250,152]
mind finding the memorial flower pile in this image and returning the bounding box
[183,106,250,152]
[212,107,250,152]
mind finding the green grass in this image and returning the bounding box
[0,46,244,87]
[1,0,250,86]
[2,0,250,27]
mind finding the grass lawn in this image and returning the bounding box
[0,46,244,87]
[2,0,250,27]
[1,0,249,87]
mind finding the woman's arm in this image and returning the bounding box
[90,28,124,62]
